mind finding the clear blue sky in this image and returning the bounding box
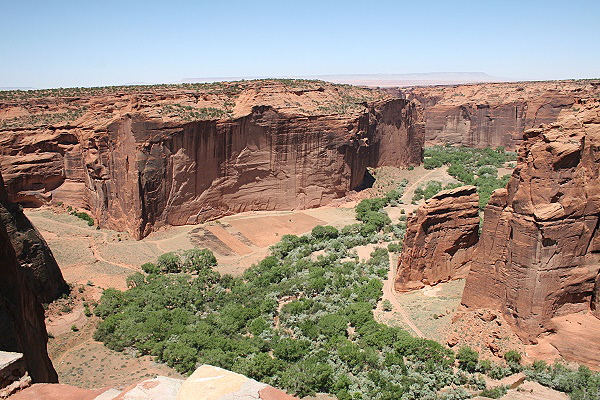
[1,0,599,88]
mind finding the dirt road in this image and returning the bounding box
[382,256,425,338]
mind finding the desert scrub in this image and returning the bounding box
[72,211,94,226]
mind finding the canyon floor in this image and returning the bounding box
[34,163,581,396]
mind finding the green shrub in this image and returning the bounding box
[182,248,217,272]
[479,385,508,399]
[457,346,479,372]
[504,349,522,365]
[311,225,339,240]
[74,211,94,226]
[156,252,182,273]
[387,242,402,253]
[141,262,159,274]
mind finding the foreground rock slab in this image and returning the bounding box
[9,365,297,400]
[176,365,296,400]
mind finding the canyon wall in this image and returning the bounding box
[462,99,600,340]
[403,80,600,150]
[0,172,58,383]
[0,81,423,239]
[0,178,68,303]
[395,186,479,292]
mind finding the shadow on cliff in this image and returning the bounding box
[353,169,376,192]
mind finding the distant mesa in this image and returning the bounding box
[181,72,509,87]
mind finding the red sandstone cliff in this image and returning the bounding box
[462,99,600,341]
[0,80,424,239]
[0,172,58,383]
[395,186,479,292]
[403,80,600,150]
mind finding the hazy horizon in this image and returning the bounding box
[2,0,599,88]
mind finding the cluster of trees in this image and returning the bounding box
[93,187,599,399]
[141,248,217,275]
[421,145,517,208]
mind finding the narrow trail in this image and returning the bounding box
[56,338,94,367]
[383,256,425,338]
[86,237,139,272]
[401,168,440,202]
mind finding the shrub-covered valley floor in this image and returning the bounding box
[39,146,599,399]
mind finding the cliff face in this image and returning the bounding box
[403,80,600,150]
[0,81,424,239]
[0,179,68,303]
[394,186,479,292]
[0,173,58,383]
[462,99,600,340]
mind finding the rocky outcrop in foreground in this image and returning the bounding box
[0,174,58,383]
[403,80,600,150]
[462,99,600,341]
[0,80,424,239]
[395,186,479,291]
[10,365,297,400]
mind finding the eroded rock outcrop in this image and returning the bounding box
[403,80,600,150]
[0,174,68,303]
[0,80,424,239]
[462,99,600,341]
[395,186,479,291]
[0,173,58,383]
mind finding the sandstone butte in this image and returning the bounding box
[0,80,424,239]
[462,98,600,341]
[402,80,600,150]
[0,172,59,383]
[394,185,479,292]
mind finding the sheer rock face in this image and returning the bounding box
[395,186,479,292]
[462,99,600,341]
[0,81,424,239]
[85,101,423,239]
[403,80,600,150]
[0,173,68,303]
[0,173,58,383]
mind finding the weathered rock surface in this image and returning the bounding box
[462,99,600,341]
[403,80,600,150]
[10,365,297,399]
[0,174,58,382]
[0,172,67,303]
[395,186,479,291]
[0,80,424,239]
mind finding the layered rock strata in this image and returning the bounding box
[462,99,600,341]
[394,186,479,292]
[0,81,424,239]
[403,80,600,150]
[0,174,58,382]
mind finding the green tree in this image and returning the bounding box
[156,252,182,273]
[457,346,479,372]
[182,248,217,272]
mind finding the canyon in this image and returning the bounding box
[0,80,423,239]
[2,79,600,397]
[402,80,600,150]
